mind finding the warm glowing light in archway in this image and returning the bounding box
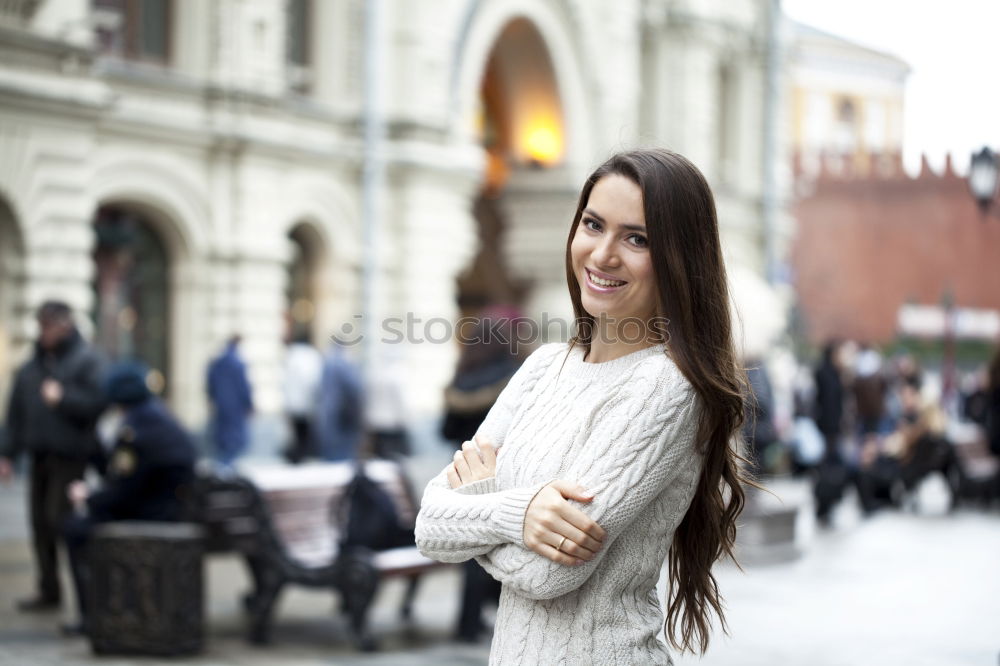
[524,118,562,165]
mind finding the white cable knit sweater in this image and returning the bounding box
[416,341,704,665]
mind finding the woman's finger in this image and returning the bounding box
[528,540,585,567]
[549,479,595,503]
[446,464,462,489]
[453,450,472,483]
[461,440,485,474]
[475,436,497,469]
[550,518,602,558]
[558,502,607,543]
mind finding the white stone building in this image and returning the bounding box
[786,19,910,178]
[0,0,783,445]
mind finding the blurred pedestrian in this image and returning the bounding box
[814,340,845,464]
[440,311,523,642]
[986,348,1000,457]
[891,378,955,502]
[366,344,410,459]
[62,362,197,635]
[885,353,921,426]
[853,343,887,435]
[789,365,824,474]
[315,338,364,461]
[207,335,254,466]
[281,332,322,464]
[813,340,850,526]
[0,301,106,612]
[442,309,524,450]
[959,369,990,427]
[742,357,779,475]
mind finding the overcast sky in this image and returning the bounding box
[783,0,1000,175]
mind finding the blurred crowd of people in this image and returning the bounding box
[747,338,1000,526]
[7,298,997,643]
[0,301,412,635]
[0,299,527,642]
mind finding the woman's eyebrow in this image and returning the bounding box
[583,208,646,232]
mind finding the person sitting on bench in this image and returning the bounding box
[61,362,197,636]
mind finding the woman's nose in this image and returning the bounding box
[591,236,620,267]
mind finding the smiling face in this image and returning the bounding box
[570,173,660,324]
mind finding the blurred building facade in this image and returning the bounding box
[791,153,1000,347]
[0,0,784,427]
[786,19,909,183]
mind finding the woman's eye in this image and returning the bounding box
[628,234,648,248]
[584,218,601,232]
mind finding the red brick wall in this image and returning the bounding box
[791,156,1000,344]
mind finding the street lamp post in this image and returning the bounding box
[968,147,999,217]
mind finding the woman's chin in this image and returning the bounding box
[581,302,631,322]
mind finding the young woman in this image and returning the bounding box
[415,149,749,664]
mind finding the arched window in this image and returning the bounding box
[92,205,171,394]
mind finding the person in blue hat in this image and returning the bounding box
[60,362,197,636]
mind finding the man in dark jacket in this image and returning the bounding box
[0,301,105,612]
[62,361,198,634]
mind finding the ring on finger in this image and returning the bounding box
[557,536,567,553]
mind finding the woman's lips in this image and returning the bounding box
[585,268,627,293]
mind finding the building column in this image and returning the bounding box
[168,256,210,426]
[19,133,95,349]
[387,162,480,421]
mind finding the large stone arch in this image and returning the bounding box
[274,178,361,267]
[85,154,211,421]
[451,0,595,179]
[0,128,36,245]
[451,0,595,322]
[88,153,210,261]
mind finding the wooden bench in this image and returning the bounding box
[193,460,447,650]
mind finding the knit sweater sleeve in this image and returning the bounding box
[414,467,548,562]
[414,344,564,562]
[476,361,702,600]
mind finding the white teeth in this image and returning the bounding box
[588,271,625,287]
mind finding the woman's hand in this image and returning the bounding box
[523,481,606,566]
[447,435,497,488]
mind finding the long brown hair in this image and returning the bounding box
[564,149,752,654]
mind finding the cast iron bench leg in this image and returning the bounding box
[336,549,378,652]
[248,568,285,645]
[242,553,267,613]
[401,574,420,620]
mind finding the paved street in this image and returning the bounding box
[0,460,997,665]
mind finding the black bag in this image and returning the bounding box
[337,464,414,552]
